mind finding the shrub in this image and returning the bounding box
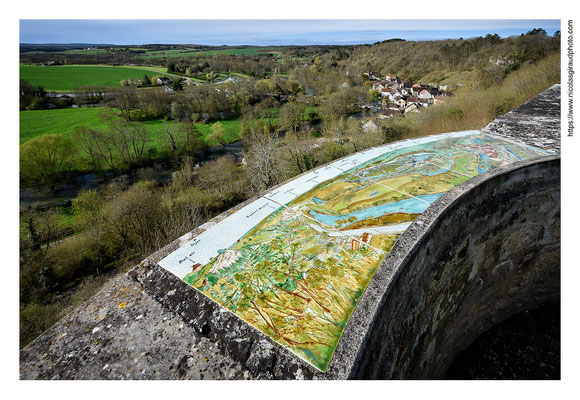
[45,234,99,283]
[20,302,62,348]
[102,183,163,254]
[20,134,78,188]
[195,156,249,205]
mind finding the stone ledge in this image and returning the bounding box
[20,84,562,380]
[348,156,560,378]
[482,83,561,152]
[20,155,560,380]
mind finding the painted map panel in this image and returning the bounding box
[158,131,552,371]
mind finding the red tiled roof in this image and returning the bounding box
[362,232,370,243]
[381,109,402,116]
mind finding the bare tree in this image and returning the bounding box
[72,127,105,170]
[108,120,148,168]
[140,87,171,118]
[107,87,139,121]
[322,117,349,157]
[73,190,106,266]
[284,141,318,175]
[72,127,116,170]
[279,101,306,135]
[163,122,181,153]
[243,120,283,193]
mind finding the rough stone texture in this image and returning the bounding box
[482,84,561,152]
[350,157,560,379]
[20,85,561,380]
[127,262,319,379]
[19,274,251,379]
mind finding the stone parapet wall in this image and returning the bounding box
[350,157,560,379]
[482,84,561,152]
[20,85,561,380]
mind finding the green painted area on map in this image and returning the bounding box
[183,133,547,371]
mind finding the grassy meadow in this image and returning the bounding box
[20,107,242,150]
[20,65,172,91]
[140,47,282,59]
[59,48,108,55]
[23,46,283,60]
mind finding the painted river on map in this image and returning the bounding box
[158,131,552,371]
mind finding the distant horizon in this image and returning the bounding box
[19,20,560,46]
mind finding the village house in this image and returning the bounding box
[393,95,406,108]
[418,89,434,99]
[434,94,447,104]
[380,88,392,97]
[404,103,419,114]
[380,108,403,119]
[156,77,172,86]
[386,89,402,101]
[388,81,400,90]
[368,72,454,117]
[410,83,421,95]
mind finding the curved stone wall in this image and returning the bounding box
[19,155,560,380]
[348,156,560,379]
[20,85,561,380]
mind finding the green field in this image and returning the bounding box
[61,49,108,55]
[22,46,282,60]
[20,108,241,149]
[141,47,281,59]
[20,65,172,91]
[131,65,169,74]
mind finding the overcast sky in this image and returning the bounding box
[19,19,561,45]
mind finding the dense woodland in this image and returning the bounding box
[19,30,561,347]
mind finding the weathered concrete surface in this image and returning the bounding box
[19,273,251,379]
[350,156,560,379]
[482,84,561,152]
[20,84,561,380]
